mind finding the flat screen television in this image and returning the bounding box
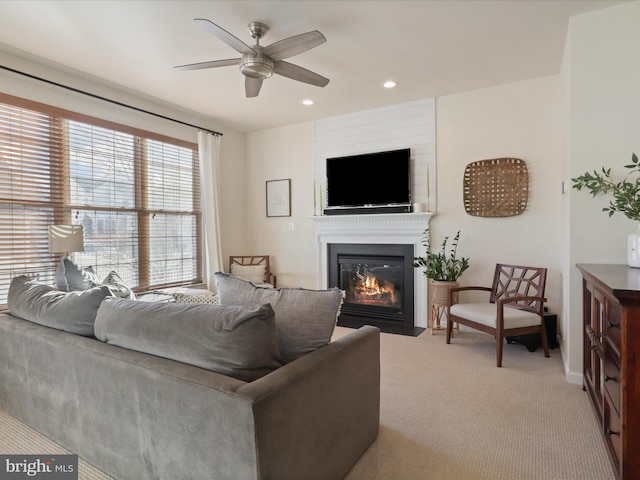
[324,148,411,215]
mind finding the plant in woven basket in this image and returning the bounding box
[413,229,470,282]
[572,153,640,221]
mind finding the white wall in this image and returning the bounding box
[563,0,640,382]
[0,46,248,269]
[245,122,318,288]
[435,75,563,318]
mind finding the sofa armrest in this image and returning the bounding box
[236,325,380,480]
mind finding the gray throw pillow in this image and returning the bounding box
[94,297,281,382]
[55,257,100,291]
[7,275,113,336]
[215,272,344,363]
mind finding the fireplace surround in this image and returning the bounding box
[313,212,433,334]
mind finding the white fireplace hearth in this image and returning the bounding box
[312,212,433,329]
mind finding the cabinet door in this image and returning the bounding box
[584,283,605,415]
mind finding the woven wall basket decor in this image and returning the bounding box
[463,157,528,217]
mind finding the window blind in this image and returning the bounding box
[0,96,201,307]
[0,104,65,303]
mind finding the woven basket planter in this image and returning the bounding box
[429,280,459,335]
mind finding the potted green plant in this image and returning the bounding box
[413,229,470,334]
[572,153,640,221]
[413,229,470,282]
[572,152,640,266]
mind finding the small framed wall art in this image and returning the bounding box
[266,179,291,217]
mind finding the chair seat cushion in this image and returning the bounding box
[450,303,541,329]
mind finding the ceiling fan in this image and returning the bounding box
[175,18,330,98]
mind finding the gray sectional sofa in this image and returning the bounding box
[0,273,380,480]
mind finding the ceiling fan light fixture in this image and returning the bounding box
[240,53,274,79]
[178,19,329,98]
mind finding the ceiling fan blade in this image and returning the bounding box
[174,58,240,71]
[194,18,256,55]
[245,77,263,98]
[274,61,330,87]
[263,31,326,61]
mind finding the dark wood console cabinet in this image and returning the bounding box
[577,264,640,480]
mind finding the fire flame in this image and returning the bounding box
[354,274,396,305]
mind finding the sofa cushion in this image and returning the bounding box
[215,272,344,363]
[55,257,100,291]
[94,297,281,382]
[7,275,113,336]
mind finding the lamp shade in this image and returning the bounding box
[48,225,84,254]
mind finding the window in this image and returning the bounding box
[0,94,201,307]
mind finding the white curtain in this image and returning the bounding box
[197,131,223,291]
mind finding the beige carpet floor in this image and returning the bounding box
[0,327,616,480]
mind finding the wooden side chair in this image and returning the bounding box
[229,255,277,287]
[446,264,549,367]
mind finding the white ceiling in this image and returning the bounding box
[0,0,626,133]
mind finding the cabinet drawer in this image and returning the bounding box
[604,397,622,476]
[603,351,621,415]
[605,301,622,353]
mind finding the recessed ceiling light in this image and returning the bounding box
[302,99,314,106]
[383,81,397,89]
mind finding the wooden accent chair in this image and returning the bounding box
[446,264,549,367]
[229,255,277,287]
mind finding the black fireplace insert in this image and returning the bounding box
[328,243,415,334]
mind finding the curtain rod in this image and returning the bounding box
[0,65,223,137]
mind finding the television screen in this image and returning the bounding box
[326,148,411,209]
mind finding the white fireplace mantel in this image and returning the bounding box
[312,212,433,329]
